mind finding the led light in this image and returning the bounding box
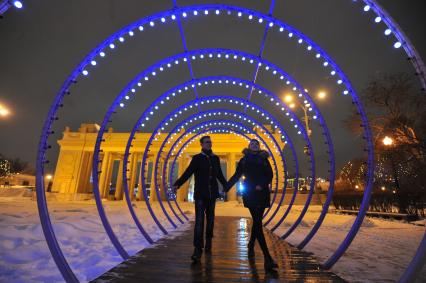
[161,17,166,23]
[120,103,124,107]
[150,21,155,26]
[258,18,263,23]
[131,88,136,93]
[288,32,293,37]
[384,29,392,36]
[215,10,220,15]
[109,43,115,49]
[375,16,382,23]
[343,90,349,95]
[394,41,402,48]
[119,37,124,42]
[91,60,97,66]
[182,12,187,17]
[323,61,329,67]
[298,39,303,44]
[269,22,273,27]
[12,1,23,9]
[364,5,370,12]
[171,14,176,20]
[82,70,89,76]
[331,70,336,76]
[337,79,343,84]
[204,10,209,15]
[279,27,284,32]
[248,14,253,20]
[193,11,198,15]
[316,53,321,58]
[100,52,105,57]
[125,96,130,100]
[307,46,312,50]
[238,12,242,17]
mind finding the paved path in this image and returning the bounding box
[92,217,346,282]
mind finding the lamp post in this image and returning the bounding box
[284,91,326,154]
[382,136,401,194]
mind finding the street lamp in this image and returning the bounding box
[0,104,10,118]
[383,136,394,146]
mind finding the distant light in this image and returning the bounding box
[119,37,124,42]
[384,29,392,36]
[182,12,187,17]
[258,18,263,23]
[363,5,370,12]
[12,1,23,9]
[337,79,343,84]
[120,103,124,107]
[100,52,106,57]
[129,31,134,36]
[394,41,402,48]
[318,91,326,99]
[82,70,89,76]
[381,186,385,191]
[149,21,154,26]
[383,136,394,146]
[375,16,382,23]
[45,174,52,180]
[109,43,115,49]
[91,60,97,66]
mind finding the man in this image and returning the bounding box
[173,135,228,261]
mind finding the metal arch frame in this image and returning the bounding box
[136,103,296,234]
[42,2,426,281]
[357,0,426,92]
[154,117,282,213]
[160,119,281,204]
[86,45,336,238]
[122,88,308,225]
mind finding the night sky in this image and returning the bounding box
[0,0,425,177]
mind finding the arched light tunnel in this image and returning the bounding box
[34,2,426,283]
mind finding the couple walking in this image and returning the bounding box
[173,135,278,271]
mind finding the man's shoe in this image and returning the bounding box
[264,256,278,270]
[205,238,212,253]
[191,248,202,261]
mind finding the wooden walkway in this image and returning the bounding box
[92,217,346,282]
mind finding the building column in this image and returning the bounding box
[148,159,157,202]
[226,153,237,201]
[128,153,138,201]
[176,155,186,201]
[99,152,111,198]
[137,157,148,201]
[180,155,191,202]
[114,157,124,200]
[158,159,167,201]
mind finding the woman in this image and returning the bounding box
[227,139,278,270]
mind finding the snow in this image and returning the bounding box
[0,195,194,282]
[0,193,425,283]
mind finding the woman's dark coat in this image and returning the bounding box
[228,148,273,208]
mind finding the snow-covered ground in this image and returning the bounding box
[0,192,425,282]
